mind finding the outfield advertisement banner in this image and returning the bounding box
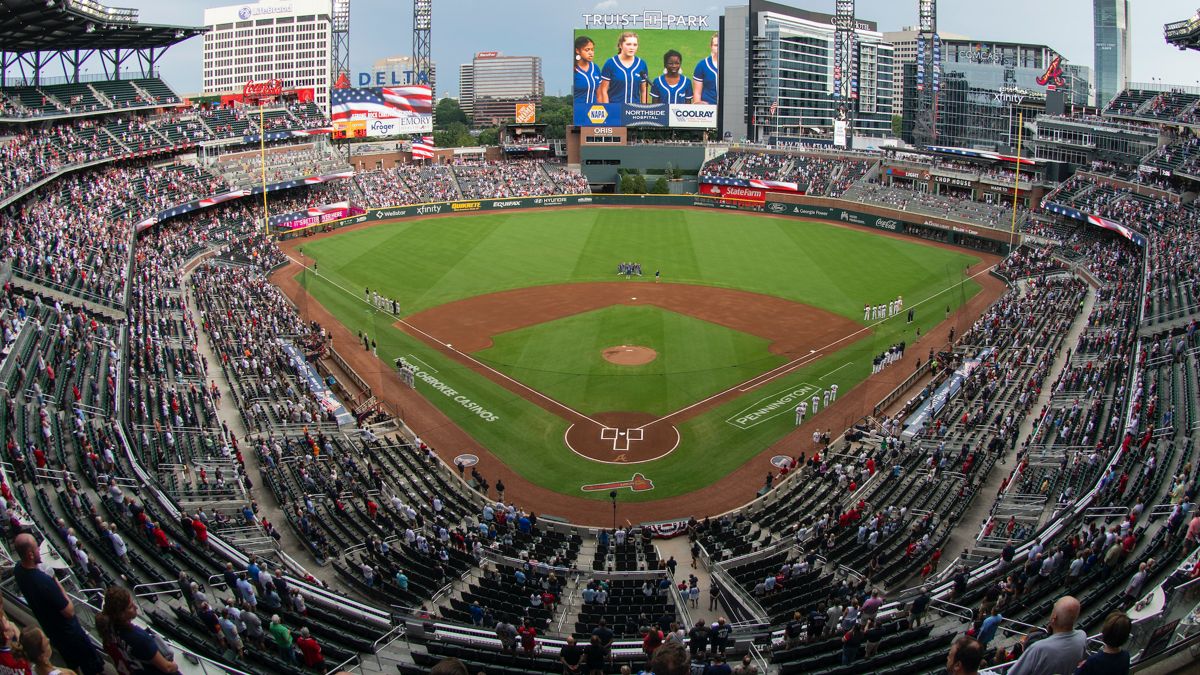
[573,28,719,129]
[275,193,1008,256]
[699,183,766,204]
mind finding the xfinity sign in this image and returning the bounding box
[582,11,710,28]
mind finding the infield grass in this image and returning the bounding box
[297,207,984,502]
[474,305,786,416]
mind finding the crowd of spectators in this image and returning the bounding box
[842,181,1023,228]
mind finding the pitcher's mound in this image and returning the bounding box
[602,345,657,366]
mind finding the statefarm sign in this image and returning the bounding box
[699,183,766,204]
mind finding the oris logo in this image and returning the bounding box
[875,219,899,231]
[416,205,443,215]
[767,203,787,214]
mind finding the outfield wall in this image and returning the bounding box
[276,193,1016,256]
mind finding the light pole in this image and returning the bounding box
[609,490,618,531]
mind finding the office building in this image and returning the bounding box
[723,1,896,144]
[363,55,437,94]
[458,52,543,128]
[1093,0,1131,108]
[202,0,332,107]
[900,38,1089,151]
[882,27,970,117]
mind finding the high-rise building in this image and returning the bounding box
[361,56,437,92]
[202,0,332,107]
[459,62,475,117]
[882,27,970,118]
[723,1,896,144]
[1093,0,1130,108]
[898,38,1088,151]
[458,52,543,128]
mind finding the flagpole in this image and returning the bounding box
[261,103,269,236]
[1008,111,1023,252]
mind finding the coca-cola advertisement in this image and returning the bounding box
[243,78,284,100]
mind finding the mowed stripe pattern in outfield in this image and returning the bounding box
[296,208,984,502]
[302,208,980,321]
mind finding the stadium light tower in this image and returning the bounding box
[832,0,856,146]
[331,0,351,93]
[1164,8,1200,52]
[912,0,940,145]
[414,0,433,98]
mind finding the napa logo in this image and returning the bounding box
[588,105,609,124]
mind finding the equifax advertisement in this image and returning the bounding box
[572,28,719,128]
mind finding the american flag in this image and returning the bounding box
[412,136,435,159]
[331,85,432,121]
[381,86,433,113]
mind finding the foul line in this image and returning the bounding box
[637,264,997,430]
[820,362,853,380]
[282,255,607,428]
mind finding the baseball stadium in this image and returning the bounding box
[0,1,1197,675]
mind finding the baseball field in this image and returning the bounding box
[283,207,985,506]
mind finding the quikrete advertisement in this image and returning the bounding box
[573,28,719,128]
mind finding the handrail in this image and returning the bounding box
[372,622,406,669]
[324,654,359,675]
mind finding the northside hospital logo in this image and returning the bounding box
[588,106,609,124]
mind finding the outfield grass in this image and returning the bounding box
[474,305,786,416]
[297,208,984,502]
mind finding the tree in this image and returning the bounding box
[619,173,637,194]
[539,95,572,139]
[435,97,470,129]
[650,176,669,194]
[477,127,499,146]
[631,174,648,194]
[891,114,903,136]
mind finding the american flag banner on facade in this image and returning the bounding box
[380,86,433,113]
[412,136,435,159]
[331,86,433,135]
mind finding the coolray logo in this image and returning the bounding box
[376,208,409,219]
[588,106,608,124]
[536,197,568,206]
[492,200,522,208]
[875,218,899,231]
[415,205,443,215]
[767,203,787,213]
[452,201,481,212]
[673,108,714,119]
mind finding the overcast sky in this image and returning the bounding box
[133,0,1198,97]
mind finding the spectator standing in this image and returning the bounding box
[946,635,983,675]
[95,587,178,674]
[295,627,324,669]
[11,534,104,675]
[1075,612,1132,675]
[1008,596,1087,675]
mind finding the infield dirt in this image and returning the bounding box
[273,214,1005,525]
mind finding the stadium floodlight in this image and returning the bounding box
[415,0,432,31]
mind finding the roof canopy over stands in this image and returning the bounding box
[1165,8,1200,51]
[0,0,204,85]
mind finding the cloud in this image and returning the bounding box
[593,0,619,11]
